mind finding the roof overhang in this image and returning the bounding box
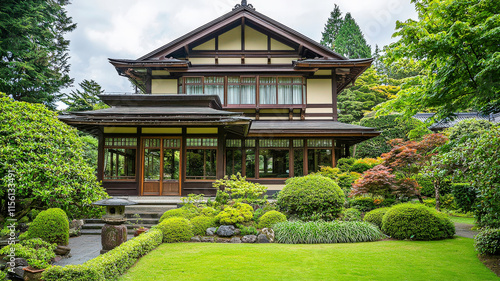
[247,120,380,145]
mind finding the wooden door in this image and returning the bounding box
[142,138,181,196]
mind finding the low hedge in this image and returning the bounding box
[273,221,384,244]
[382,203,455,240]
[474,228,500,255]
[258,210,287,229]
[26,208,69,245]
[42,228,163,281]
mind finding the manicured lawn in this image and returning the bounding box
[449,215,476,225]
[119,237,498,281]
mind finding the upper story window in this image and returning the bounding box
[179,76,304,106]
[228,76,256,105]
[184,76,225,103]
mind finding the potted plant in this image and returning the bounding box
[130,214,149,237]
[23,259,49,281]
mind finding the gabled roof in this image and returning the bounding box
[135,5,346,61]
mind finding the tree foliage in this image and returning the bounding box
[338,68,400,124]
[0,0,76,110]
[62,80,107,112]
[0,94,107,222]
[378,0,500,120]
[355,115,431,158]
[333,13,371,59]
[435,126,500,228]
[320,4,343,50]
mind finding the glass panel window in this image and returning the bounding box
[259,77,277,105]
[226,148,242,176]
[185,77,203,95]
[245,149,256,178]
[228,77,256,104]
[293,139,304,147]
[226,139,242,148]
[186,149,217,180]
[163,149,180,180]
[245,139,256,147]
[307,139,333,148]
[143,149,160,181]
[104,138,137,180]
[186,137,218,180]
[307,149,332,173]
[260,139,289,148]
[259,149,290,178]
[205,76,225,103]
[294,149,304,177]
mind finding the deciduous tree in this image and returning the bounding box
[378,0,500,120]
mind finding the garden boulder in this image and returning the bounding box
[217,225,235,237]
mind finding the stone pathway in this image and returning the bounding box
[54,235,133,267]
[454,223,478,239]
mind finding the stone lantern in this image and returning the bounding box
[92,197,137,254]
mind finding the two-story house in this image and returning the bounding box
[60,2,379,196]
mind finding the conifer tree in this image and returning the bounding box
[0,0,76,110]
[62,80,107,112]
[320,5,343,50]
[333,13,371,59]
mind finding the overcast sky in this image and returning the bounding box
[61,0,418,103]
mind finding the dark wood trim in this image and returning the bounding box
[332,74,338,121]
[97,129,104,182]
[216,128,225,179]
[304,113,335,117]
[181,128,187,193]
[145,69,152,94]
[289,139,294,177]
[241,17,245,52]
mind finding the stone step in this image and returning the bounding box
[85,217,160,224]
[125,204,176,214]
[82,222,158,230]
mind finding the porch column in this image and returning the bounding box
[216,128,225,179]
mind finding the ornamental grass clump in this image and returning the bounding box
[382,203,455,240]
[364,207,390,229]
[273,221,384,244]
[277,174,344,221]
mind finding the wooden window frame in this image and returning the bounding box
[103,137,138,182]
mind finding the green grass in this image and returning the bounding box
[119,237,498,281]
[449,215,476,225]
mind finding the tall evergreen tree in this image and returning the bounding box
[320,5,343,50]
[0,0,76,110]
[62,79,107,112]
[333,13,371,59]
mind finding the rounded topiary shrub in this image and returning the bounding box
[200,207,219,217]
[364,207,390,228]
[159,206,199,223]
[258,211,287,229]
[26,208,69,245]
[190,216,217,236]
[381,203,455,240]
[216,203,253,225]
[277,174,344,221]
[474,228,500,255]
[157,217,193,243]
[340,208,362,222]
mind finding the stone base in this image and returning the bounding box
[101,224,127,253]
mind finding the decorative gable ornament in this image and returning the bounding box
[233,0,255,10]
